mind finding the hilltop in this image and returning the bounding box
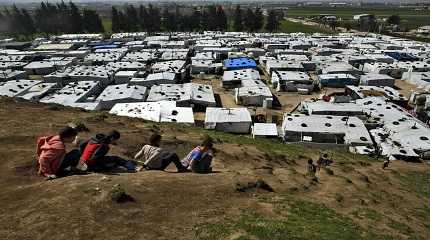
[0,97,429,240]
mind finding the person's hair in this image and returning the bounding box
[149,133,162,146]
[308,159,313,164]
[107,130,120,141]
[59,126,78,139]
[323,153,328,158]
[201,138,213,149]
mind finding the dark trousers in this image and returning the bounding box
[58,149,81,176]
[89,156,135,172]
[148,153,184,171]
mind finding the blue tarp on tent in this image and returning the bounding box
[92,44,119,50]
[385,52,419,62]
[224,57,257,70]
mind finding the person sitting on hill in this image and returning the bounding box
[382,159,390,170]
[307,159,317,177]
[134,133,187,172]
[79,130,135,172]
[316,153,332,170]
[36,126,81,180]
[181,139,214,173]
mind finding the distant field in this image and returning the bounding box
[287,7,430,28]
[279,20,334,34]
[102,19,112,33]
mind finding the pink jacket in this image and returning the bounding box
[36,135,66,177]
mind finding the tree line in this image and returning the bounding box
[233,6,283,32]
[0,2,284,37]
[112,5,283,33]
[112,5,228,33]
[0,1,104,37]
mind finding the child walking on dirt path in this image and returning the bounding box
[307,159,317,177]
[134,133,187,172]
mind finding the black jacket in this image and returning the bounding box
[80,133,110,161]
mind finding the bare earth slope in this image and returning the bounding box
[0,97,429,240]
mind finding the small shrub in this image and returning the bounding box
[234,179,274,192]
[110,184,134,203]
[46,104,62,111]
[86,112,109,122]
[344,177,353,184]
[335,193,344,203]
[69,120,90,132]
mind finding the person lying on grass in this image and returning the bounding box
[78,130,136,172]
[134,133,187,172]
[181,139,214,173]
[36,126,81,180]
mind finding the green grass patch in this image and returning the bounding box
[397,172,430,198]
[194,195,395,240]
[413,205,430,229]
[102,19,112,33]
[387,220,417,238]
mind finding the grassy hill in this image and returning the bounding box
[0,97,429,240]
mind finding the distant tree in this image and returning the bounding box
[69,2,82,33]
[367,15,377,32]
[34,2,48,33]
[200,8,209,30]
[57,0,70,33]
[344,22,352,32]
[162,7,175,32]
[138,5,148,31]
[329,20,338,31]
[174,6,184,31]
[147,4,161,33]
[111,6,120,32]
[82,9,104,33]
[233,5,243,32]
[206,5,218,30]
[152,6,161,32]
[0,10,4,33]
[387,14,401,25]
[10,5,23,35]
[189,7,201,31]
[216,5,227,31]
[254,8,264,31]
[126,5,139,31]
[3,8,12,33]
[117,10,128,32]
[265,10,281,32]
[21,9,36,34]
[244,8,255,32]
[359,14,377,32]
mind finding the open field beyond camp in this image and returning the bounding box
[287,7,430,28]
